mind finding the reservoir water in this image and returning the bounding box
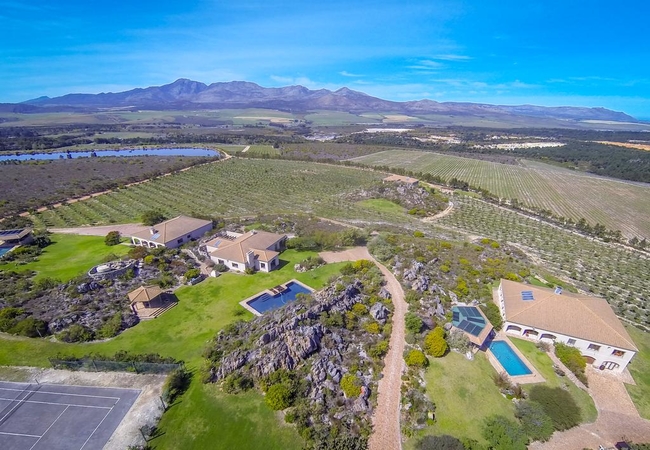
[0,147,220,162]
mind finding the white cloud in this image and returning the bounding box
[339,71,362,77]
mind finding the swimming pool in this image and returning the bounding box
[246,281,314,314]
[489,340,532,376]
[0,247,11,258]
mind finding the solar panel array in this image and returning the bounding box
[452,306,487,336]
[521,291,535,301]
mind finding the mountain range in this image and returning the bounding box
[3,78,638,123]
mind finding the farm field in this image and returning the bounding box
[431,195,650,330]
[29,159,425,229]
[350,149,650,239]
[0,234,130,282]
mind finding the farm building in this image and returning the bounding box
[130,215,213,249]
[206,230,287,273]
[451,305,494,348]
[494,279,637,373]
[0,228,34,247]
[383,174,419,186]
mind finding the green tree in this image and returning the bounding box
[104,231,121,246]
[405,349,428,368]
[515,400,554,442]
[480,302,503,331]
[141,210,166,226]
[482,415,527,450]
[424,329,448,357]
[265,384,293,410]
[415,435,465,450]
[528,386,581,431]
[405,312,423,334]
[340,374,361,398]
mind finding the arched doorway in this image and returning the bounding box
[506,325,522,333]
[583,356,596,364]
[540,333,556,341]
[599,361,620,371]
[524,329,539,338]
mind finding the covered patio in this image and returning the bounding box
[128,285,178,320]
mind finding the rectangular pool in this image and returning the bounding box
[245,281,314,315]
[489,340,532,376]
[0,247,11,258]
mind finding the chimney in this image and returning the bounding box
[554,286,563,295]
[150,227,156,235]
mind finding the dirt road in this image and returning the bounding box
[320,247,406,450]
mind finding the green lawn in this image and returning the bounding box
[0,249,348,450]
[152,382,303,450]
[509,338,597,423]
[0,249,345,367]
[626,326,650,419]
[0,234,130,282]
[407,351,515,447]
[356,198,405,215]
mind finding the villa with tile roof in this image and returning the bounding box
[206,230,287,273]
[130,215,213,249]
[495,279,638,373]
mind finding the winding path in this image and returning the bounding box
[319,247,407,450]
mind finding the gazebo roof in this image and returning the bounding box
[128,285,163,304]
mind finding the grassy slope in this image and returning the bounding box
[0,234,130,282]
[509,338,597,423]
[356,198,405,214]
[409,351,515,446]
[626,326,650,419]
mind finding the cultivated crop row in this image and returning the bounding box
[433,195,650,330]
[351,150,650,239]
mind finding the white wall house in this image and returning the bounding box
[206,230,286,273]
[130,216,213,249]
[494,279,637,373]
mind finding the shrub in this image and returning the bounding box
[405,312,423,334]
[480,302,503,331]
[515,400,554,442]
[364,322,381,334]
[104,231,121,246]
[129,246,148,259]
[492,372,511,390]
[214,263,228,272]
[323,311,345,328]
[351,303,368,316]
[163,367,192,403]
[10,317,48,338]
[554,342,588,386]
[482,415,527,450]
[265,383,293,410]
[222,373,254,394]
[244,267,255,275]
[184,268,201,280]
[423,329,448,357]
[98,313,123,339]
[340,374,361,398]
[369,340,389,359]
[415,435,465,450]
[0,307,23,332]
[413,231,424,238]
[143,255,155,265]
[447,329,470,353]
[528,385,581,431]
[57,324,94,343]
[141,210,166,226]
[405,349,428,368]
[404,290,421,303]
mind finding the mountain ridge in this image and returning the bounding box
[19,78,638,123]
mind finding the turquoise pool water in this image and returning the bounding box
[247,281,313,314]
[489,340,532,376]
[0,247,11,258]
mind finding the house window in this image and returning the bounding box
[260,262,266,268]
[232,262,238,268]
[612,350,625,357]
[588,344,601,351]
[177,238,183,244]
[567,339,576,346]
[218,259,224,264]
[187,235,191,238]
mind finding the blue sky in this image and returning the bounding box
[2,0,649,118]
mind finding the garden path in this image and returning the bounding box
[529,366,650,450]
[319,247,406,450]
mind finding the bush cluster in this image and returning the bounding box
[423,327,447,357]
[554,342,588,386]
[163,367,192,403]
[405,349,428,368]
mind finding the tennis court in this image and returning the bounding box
[0,381,140,450]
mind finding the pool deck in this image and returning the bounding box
[239,278,314,316]
[485,332,545,384]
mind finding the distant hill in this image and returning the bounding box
[18,78,638,123]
